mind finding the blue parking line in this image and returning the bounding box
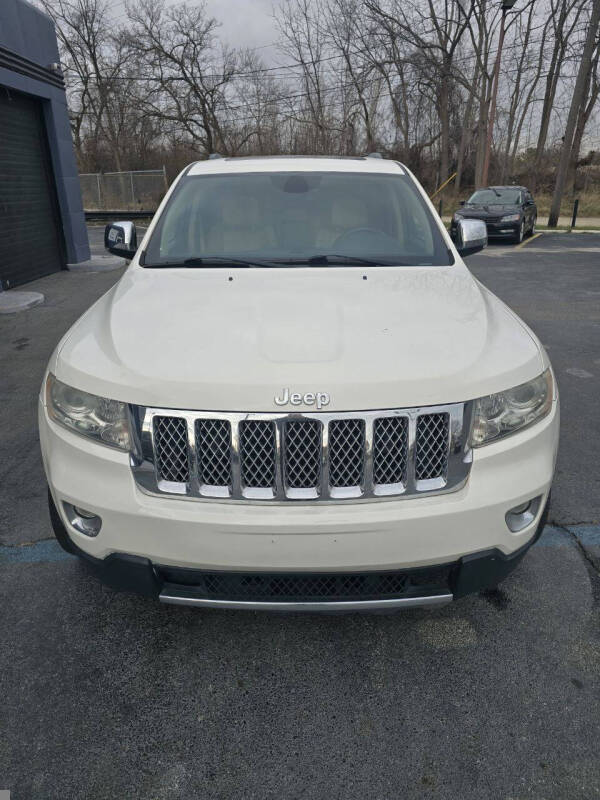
[566,525,600,547]
[534,525,572,547]
[0,539,73,564]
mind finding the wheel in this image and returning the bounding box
[514,221,524,244]
[528,217,537,236]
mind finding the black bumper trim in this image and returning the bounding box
[48,489,550,605]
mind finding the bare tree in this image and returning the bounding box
[531,0,588,190]
[275,0,336,153]
[566,38,600,194]
[364,0,474,184]
[38,0,138,171]
[125,0,240,156]
[549,0,600,226]
[35,0,600,206]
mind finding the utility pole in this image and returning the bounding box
[548,0,600,228]
[480,0,517,188]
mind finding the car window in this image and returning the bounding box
[144,171,453,267]
[467,188,522,205]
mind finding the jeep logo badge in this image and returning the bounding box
[274,388,330,409]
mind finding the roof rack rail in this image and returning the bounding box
[366,151,383,159]
[208,152,223,160]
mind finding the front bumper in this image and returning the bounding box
[48,487,549,609]
[40,396,559,607]
[451,220,521,239]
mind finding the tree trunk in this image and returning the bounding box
[455,70,478,195]
[566,46,599,195]
[438,66,450,185]
[549,0,600,227]
[474,80,489,189]
[531,40,561,191]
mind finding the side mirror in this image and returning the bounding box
[456,218,487,257]
[459,200,465,206]
[104,221,138,259]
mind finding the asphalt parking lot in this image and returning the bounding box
[1,231,599,799]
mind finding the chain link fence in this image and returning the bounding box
[79,168,169,212]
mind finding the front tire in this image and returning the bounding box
[514,221,524,244]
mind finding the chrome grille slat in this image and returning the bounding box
[373,416,408,486]
[240,420,276,490]
[415,413,450,481]
[195,419,232,488]
[328,419,365,488]
[154,416,189,483]
[134,404,471,503]
[284,419,322,489]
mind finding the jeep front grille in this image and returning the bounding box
[132,403,471,502]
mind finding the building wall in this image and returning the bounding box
[0,0,90,265]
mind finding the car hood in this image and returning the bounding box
[459,204,521,219]
[53,264,543,411]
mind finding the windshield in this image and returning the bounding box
[467,188,521,206]
[143,171,453,267]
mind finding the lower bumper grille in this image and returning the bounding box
[133,403,472,502]
[158,565,455,603]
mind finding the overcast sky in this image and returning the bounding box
[109,0,281,57]
[204,0,279,52]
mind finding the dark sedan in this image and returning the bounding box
[450,186,537,244]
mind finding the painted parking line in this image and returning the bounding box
[1,524,599,566]
[516,232,543,249]
[566,525,600,546]
[534,525,572,547]
[0,539,72,564]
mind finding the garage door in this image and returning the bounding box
[0,89,65,289]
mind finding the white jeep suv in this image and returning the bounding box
[39,155,559,610]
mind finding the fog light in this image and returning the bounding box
[63,502,102,537]
[74,506,96,519]
[505,496,541,533]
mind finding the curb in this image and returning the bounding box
[67,255,127,273]
[0,291,45,314]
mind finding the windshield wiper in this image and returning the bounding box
[143,256,278,269]
[278,253,400,267]
[308,254,389,266]
[143,253,409,269]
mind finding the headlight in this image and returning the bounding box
[453,212,463,222]
[500,213,520,223]
[470,369,553,447]
[46,374,131,451]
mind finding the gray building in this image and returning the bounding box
[0,0,89,289]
